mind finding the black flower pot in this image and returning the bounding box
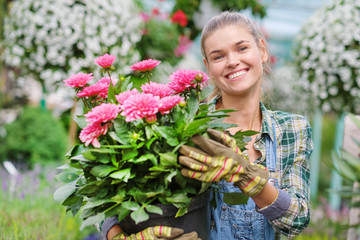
[119,191,211,239]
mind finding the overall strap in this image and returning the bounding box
[265,113,277,172]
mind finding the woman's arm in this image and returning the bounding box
[258,117,313,238]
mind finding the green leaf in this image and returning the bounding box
[165,170,177,183]
[121,75,133,92]
[107,79,117,103]
[199,85,214,102]
[145,125,154,139]
[109,169,132,182]
[131,207,149,224]
[145,205,163,215]
[165,193,191,204]
[77,184,101,195]
[80,213,105,230]
[55,172,79,183]
[53,181,76,204]
[153,126,179,147]
[173,106,186,134]
[331,151,358,182]
[81,150,96,160]
[122,201,140,211]
[122,148,138,161]
[175,207,188,217]
[132,153,157,165]
[74,115,88,129]
[90,165,117,178]
[113,119,131,144]
[223,192,249,205]
[65,144,84,159]
[117,207,132,222]
[145,137,158,150]
[185,91,199,121]
[159,152,179,168]
[183,118,211,137]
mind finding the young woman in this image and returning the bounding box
[102,11,313,240]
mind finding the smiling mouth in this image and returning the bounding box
[227,70,247,80]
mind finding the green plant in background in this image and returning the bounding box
[326,114,360,235]
[1,106,67,167]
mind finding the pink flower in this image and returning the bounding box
[77,77,114,99]
[95,53,116,68]
[171,10,187,27]
[84,103,121,124]
[168,69,209,94]
[115,89,139,105]
[131,59,161,72]
[121,93,160,122]
[63,73,94,88]
[79,122,109,148]
[140,81,174,98]
[158,95,183,114]
[174,35,192,57]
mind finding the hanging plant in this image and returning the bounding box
[293,0,360,114]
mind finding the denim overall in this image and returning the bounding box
[210,116,277,240]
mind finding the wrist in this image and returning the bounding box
[107,224,124,240]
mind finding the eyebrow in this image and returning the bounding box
[208,40,249,56]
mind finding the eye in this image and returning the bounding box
[238,46,248,51]
[213,55,223,60]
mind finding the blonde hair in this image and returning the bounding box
[201,11,272,101]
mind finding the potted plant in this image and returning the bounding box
[54,54,252,238]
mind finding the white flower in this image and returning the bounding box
[3,0,143,93]
[294,0,360,113]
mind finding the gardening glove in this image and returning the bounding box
[179,129,269,197]
[112,226,200,240]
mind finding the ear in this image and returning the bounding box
[203,58,211,76]
[259,39,268,63]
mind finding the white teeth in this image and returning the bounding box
[228,70,247,79]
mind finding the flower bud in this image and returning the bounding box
[195,73,203,82]
[145,114,157,123]
[132,132,139,140]
[179,100,187,107]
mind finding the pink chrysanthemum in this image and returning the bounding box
[158,95,183,114]
[130,59,161,72]
[63,73,94,88]
[140,81,174,98]
[77,77,115,99]
[79,122,109,148]
[121,93,160,122]
[84,103,121,124]
[95,53,116,68]
[168,69,209,94]
[174,35,192,57]
[115,89,139,105]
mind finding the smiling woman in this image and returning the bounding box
[104,11,313,240]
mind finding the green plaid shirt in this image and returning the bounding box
[254,102,313,239]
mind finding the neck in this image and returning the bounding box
[217,93,262,131]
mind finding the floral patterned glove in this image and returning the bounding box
[112,226,200,240]
[179,129,269,197]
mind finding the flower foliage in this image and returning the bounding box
[2,0,142,92]
[54,55,239,229]
[293,0,360,114]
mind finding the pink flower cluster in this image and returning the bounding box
[64,55,209,148]
[63,73,94,88]
[80,103,121,148]
[168,69,208,94]
[77,77,116,99]
[95,54,116,68]
[131,59,161,72]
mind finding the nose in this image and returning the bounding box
[226,52,240,68]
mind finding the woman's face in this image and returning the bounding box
[203,24,268,98]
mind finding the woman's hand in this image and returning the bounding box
[112,226,200,240]
[179,129,269,197]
